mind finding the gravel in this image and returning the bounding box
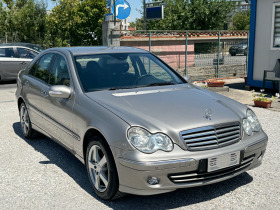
[0,83,279,210]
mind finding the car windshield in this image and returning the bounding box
[74,53,185,92]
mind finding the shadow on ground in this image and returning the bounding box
[13,122,253,209]
[225,82,246,91]
[0,80,16,85]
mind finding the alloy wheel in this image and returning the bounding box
[20,105,30,136]
[88,145,109,192]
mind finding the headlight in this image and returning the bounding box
[127,127,174,153]
[243,109,261,136]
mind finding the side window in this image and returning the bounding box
[29,53,54,83]
[0,48,15,58]
[49,54,71,87]
[17,48,38,59]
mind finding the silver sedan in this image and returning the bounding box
[16,47,268,200]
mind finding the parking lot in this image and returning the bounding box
[0,81,280,210]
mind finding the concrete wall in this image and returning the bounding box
[253,0,280,81]
[120,40,195,70]
[176,65,246,79]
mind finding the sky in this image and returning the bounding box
[46,0,143,22]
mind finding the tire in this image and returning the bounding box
[19,103,39,139]
[86,137,123,200]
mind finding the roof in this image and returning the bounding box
[48,46,148,56]
[0,42,44,52]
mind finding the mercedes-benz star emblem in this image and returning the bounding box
[204,108,213,120]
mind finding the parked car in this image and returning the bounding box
[16,47,268,200]
[229,41,248,56]
[0,43,42,81]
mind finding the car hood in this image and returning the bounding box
[85,84,247,146]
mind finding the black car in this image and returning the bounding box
[229,41,248,56]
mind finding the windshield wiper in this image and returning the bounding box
[108,87,134,91]
[146,82,175,87]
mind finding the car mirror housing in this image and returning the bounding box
[49,85,71,99]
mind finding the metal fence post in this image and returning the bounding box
[246,32,250,76]
[185,31,188,76]
[110,30,113,46]
[149,31,151,52]
[217,32,221,78]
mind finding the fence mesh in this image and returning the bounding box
[118,30,249,81]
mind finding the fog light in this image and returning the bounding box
[258,152,263,161]
[147,177,160,185]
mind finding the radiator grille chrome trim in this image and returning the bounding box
[180,122,241,151]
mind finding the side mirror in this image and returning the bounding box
[49,85,71,99]
[183,75,192,83]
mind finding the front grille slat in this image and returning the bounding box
[217,130,240,138]
[216,126,240,133]
[180,122,241,151]
[187,140,217,147]
[183,131,216,139]
[185,135,217,143]
[218,134,240,143]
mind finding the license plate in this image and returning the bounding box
[208,151,240,172]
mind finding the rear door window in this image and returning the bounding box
[0,48,15,58]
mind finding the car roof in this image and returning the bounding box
[47,46,148,56]
[0,43,44,51]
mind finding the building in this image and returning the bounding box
[247,0,280,90]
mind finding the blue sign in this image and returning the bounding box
[106,0,111,8]
[112,0,131,20]
[146,6,164,20]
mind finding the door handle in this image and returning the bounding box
[20,62,27,65]
[24,81,29,87]
[41,91,48,98]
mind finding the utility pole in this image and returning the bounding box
[143,0,146,31]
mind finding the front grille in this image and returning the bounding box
[169,155,254,184]
[180,122,241,151]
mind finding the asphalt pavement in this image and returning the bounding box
[0,81,279,209]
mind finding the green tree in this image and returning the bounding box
[133,0,235,31]
[0,0,46,44]
[46,0,107,47]
[232,10,250,30]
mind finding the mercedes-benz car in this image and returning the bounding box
[16,47,268,200]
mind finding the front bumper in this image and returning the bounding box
[114,135,268,196]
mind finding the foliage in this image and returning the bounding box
[252,90,275,102]
[131,0,235,31]
[0,0,47,44]
[46,0,107,47]
[232,10,250,30]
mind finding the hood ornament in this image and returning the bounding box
[204,108,213,120]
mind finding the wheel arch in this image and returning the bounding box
[17,97,25,111]
[82,128,111,162]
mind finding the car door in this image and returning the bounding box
[40,53,75,150]
[23,53,55,129]
[16,47,38,70]
[0,47,20,80]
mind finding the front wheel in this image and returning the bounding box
[86,137,123,200]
